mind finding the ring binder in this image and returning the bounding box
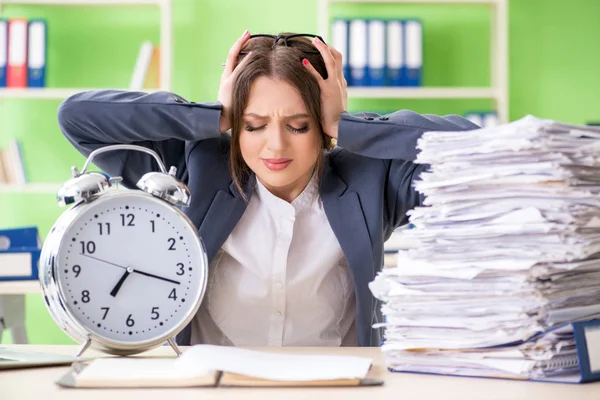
[537,355,579,372]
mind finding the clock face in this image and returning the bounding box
[55,193,207,344]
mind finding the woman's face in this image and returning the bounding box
[239,76,321,202]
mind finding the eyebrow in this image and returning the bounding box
[244,113,310,120]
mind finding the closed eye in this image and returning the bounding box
[244,124,265,132]
[244,124,309,134]
[289,125,309,134]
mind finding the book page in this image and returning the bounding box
[176,345,373,382]
[75,358,216,388]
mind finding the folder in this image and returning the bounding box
[27,19,46,88]
[143,45,160,89]
[348,19,368,87]
[7,18,28,88]
[404,19,422,87]
[0,226,41,281]
[331,19,350,86]
[367,19,385,86]
[0,19,8,87]
[387,319,600,383]
[129,40,154,90]
[386,20,404,86]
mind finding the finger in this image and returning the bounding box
[312,37,336,80]
[328,45,345,84]
[229,51,253,80]
[223,30,250,76]
[302,58,324,83]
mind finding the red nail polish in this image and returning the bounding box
[302,58,309,66]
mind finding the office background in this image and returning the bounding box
[0,0,599,344]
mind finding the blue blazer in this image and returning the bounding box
[57,90,479,347]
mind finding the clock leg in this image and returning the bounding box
[167,337,182,357]
[76,337,92,357]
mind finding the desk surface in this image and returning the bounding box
[1,345,599,400]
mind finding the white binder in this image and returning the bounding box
[386,20,404,86]
[331,19,350,85]
[404,19,422,86]
[367,19,385,86]
[349,19,368,87]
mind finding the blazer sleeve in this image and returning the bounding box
[336,110,480,228]
[57,90,223,188]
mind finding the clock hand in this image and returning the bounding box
[80,253,180,285]
[110,268,132,297]
[80,253,127,270]
[133,269,180,285]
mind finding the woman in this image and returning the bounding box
[58,30,478,347]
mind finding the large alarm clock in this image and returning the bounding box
[39,144,208,357]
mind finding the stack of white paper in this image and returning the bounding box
[370,115,600,380]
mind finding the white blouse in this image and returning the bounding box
[191,173,356,346]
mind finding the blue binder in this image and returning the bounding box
[349,19,368,86]
[404,19,423,87]
[0,226,41,281]
[27,19,46,88]
[0,18,7,87]
[331,19,351,86]
[367,19,386,87]
[465,111,498,128]
[386,20,404,86]
[389,319,600,383]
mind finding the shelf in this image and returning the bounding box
[347,86,496,99]
[326,0,502,3]
[0,0,162,5]
[0,280,40,295]
[0,88,161,99]
[319,0,508,122]
[0,183,61,194]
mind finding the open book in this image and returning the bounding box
[57,345,383,388]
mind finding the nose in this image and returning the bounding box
[265,124,287,153]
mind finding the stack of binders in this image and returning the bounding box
[0,18,47,88]
[370,116,600,383]
[331,18,422,87]
[0,227,41,281]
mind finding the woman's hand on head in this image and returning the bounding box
[302,37,348,139]
[218,30,253,133]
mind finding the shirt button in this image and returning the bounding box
[277,311,283,317]
[275,282,283,290]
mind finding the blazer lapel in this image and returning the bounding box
[319,157,375,345]
[198,175,256,262]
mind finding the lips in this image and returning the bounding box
[262,158,292,171]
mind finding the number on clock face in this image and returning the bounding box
[57,196,205,342]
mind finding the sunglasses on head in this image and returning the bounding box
[239,33,326,55]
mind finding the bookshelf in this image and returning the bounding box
[0,0,172,193]
[0,87,161,99]
[318,0,509,123]
[0,182,61,193]
[347,87,495,99]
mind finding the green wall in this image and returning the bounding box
[1,0,599,344]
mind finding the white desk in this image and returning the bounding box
[0,280,40,344]
[1,345,600,400]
